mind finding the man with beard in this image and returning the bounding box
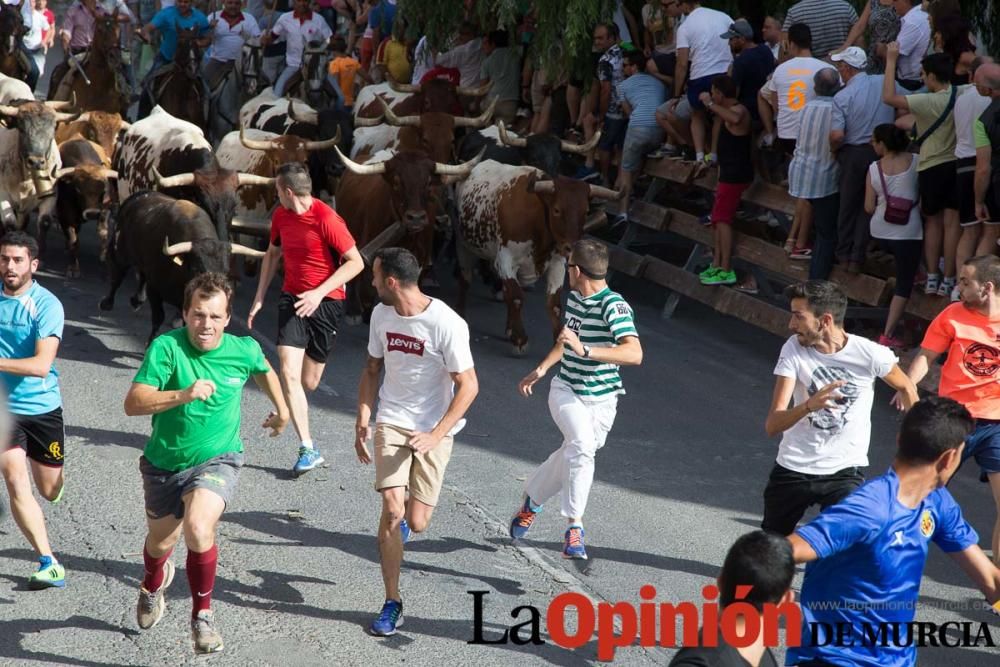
[763,280,918,535]
[354,247,478,637]
[0,232,67,589]
[897,255,1000,566]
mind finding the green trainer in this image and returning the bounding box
[29,557,65,589]
[50,482,64,504]
[701,269,737,286]
[698,266,721,281]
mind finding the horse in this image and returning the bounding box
[205,38,266,146]
[47,10,130,116]
[139,26,205,129]
[0,2,29,83]
[283,41,331,110]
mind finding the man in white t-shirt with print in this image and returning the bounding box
[763,280,918,535]
[260,0,332,97]
[355,247,479,638]
[667,0,732,163]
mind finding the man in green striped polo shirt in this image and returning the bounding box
[509,240,643,559]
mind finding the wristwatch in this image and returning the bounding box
[582,345,592,358]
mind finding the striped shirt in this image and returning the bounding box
[618,73,667,128]
[558,288,638,398]
[782,0,858,60]
[789,97,840,199]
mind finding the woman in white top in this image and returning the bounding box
[865,123,923,349]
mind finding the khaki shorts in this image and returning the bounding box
[374,423,454,506]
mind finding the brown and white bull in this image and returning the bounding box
[46,137,118,277]
[353,77,491,120]
[215,125,341,235]
[55,111,130,167]
[456,160,621,354]
[0,99,77,230]
[114,105,274,242]
[334,146,485,321]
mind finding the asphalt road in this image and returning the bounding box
[4,36,998,667]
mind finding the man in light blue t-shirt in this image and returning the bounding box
[0,232,67,590]
[788,397,1000,666]
[138,0,210,72]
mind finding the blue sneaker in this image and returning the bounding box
[509,496,540,540]
[369,599,404,636]
[399,518,411,545]
[563,526,587,560]
[29,556,66,589]
[293,447,324,477]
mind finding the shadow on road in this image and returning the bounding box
[66,425,148,450]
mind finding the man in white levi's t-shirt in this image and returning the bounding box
[763,280,918,536]
[355,247,478,638]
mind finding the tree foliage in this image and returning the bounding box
[400,0,999,74]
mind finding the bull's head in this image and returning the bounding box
[526,175,622,257]
[0,101,80,196]
[162,235,265,273]
[239,123,341,171]
[74,112,130,161]
[153,165,274,241]
[497,121,602,177]
[379,96,496,164]
[336,146,486,233]
[54,165,119,221]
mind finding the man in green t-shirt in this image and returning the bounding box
[124,273,289,655]
[883,45,963,298]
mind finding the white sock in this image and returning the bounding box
[695,151,704,161]
[301,440,314,450]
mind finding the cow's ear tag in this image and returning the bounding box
[173,256,184,266]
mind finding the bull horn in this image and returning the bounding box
[387,78,420,94]
[456,81,492,97]
[527,179,555,194]
[0,104,18,116]
[162,237,193,256]
[434,145,486,177]
[239,124,276,151]
[237,173,276,187]
[153,166,196,189]
[497,121,527,148]
[584,209,608,232]
[561,129,602,155]
[118,120,131,130]
[53,111,82,123]
[44,92,76,109]
[588,183,624,200]
[53,167,78,179]
[453,96,497,129]
[354,114,384,127]
[335,146,386,175]
[304,125,342,151]
[378,96,420,127]
[229,242,266,258]
[76,111,91,123]
[101,168,119,179]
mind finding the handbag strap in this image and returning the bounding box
[877,158,891,197]
[913,84,958,147]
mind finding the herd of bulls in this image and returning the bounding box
[0,70,623,352]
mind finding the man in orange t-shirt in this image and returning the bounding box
[326,35,364,110]
[898,255,1000,566]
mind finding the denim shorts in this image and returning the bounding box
[963,419,1000,481]
[621,125,664,172]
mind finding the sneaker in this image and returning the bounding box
[399,517,411,545]
[698,214,713,226]
[924,274,940,295]
[292,447,324,477]
[369,599,404,636]
[704,153,717,166]
[190,610,224,654]
[50,480,64,504]
[28,557,65,589]
[698,266,720,279]
[563,526,588,560]
[950,284,961,302]
[646,144,679,159]
[610,213,628,228]
[878,334,905,350]
[701,269,737,286]
[938,278,955,298]
[136,560,176,629]
[509,496,539,539]
[789,247,813,260]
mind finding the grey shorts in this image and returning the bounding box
[658,97,691,121]
[140,451,243,520]
[622,125,665,171]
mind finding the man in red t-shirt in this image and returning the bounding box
[249,162,364,476]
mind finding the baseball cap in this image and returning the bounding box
[831,46,868,69]
[720,19,753,40]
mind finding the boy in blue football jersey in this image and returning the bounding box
[787,396,1000,666]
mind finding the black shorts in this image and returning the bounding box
[8,407,65,468]
[774,137,797,157]
[140,451,243,520]
[919,160,959,216]
[597,115,628,151]
[761,463,865,535]
[277,292,344,363]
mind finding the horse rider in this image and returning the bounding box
[259,0,332,98]
[2,0,40,90]
[56,0,135,97]
[203,0,260,92]
[136,0,210,91]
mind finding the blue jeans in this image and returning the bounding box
[273,64,298,97]
[808,192,841,280]
[20,45,39,90]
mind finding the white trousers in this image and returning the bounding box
[524,378,618,520]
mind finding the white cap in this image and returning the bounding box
[830,47,867,70]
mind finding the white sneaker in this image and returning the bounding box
[950,285,961,302]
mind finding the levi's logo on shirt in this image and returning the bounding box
[387,332,425,356]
